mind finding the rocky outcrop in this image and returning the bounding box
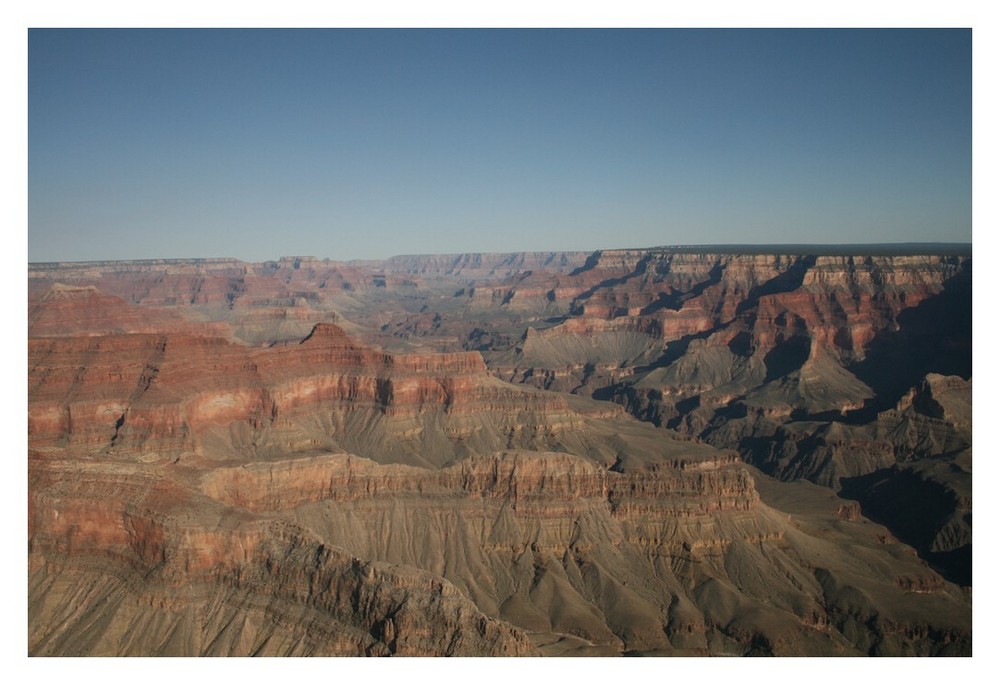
[28,323,592,468]
[198,451,756,518]
[29,445,970,656]
[29,456,535,656]
[28,248,973,656]
[438,248,972,588]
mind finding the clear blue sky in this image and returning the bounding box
[28,29,971,262]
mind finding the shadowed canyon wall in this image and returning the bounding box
[28,245,971,655]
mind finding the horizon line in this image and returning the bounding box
[28,241,974,266]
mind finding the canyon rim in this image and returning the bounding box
[27,245,972,656]
[25,26,976,663]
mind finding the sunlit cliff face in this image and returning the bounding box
[28,248,971,656]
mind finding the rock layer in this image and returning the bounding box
[28,247,972,656]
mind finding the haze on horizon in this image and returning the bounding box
[28,28,972,263]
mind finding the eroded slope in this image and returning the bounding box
[28,248,972,655]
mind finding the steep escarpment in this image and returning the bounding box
[445,249,971,587]
[29,445,970,656]
[29,322,606,469]
[27,247,972,656]
[29,456,535,657]
[487,251,968,397]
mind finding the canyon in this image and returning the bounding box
[27,244,972,656]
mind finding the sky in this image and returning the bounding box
[28,28,972,262]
